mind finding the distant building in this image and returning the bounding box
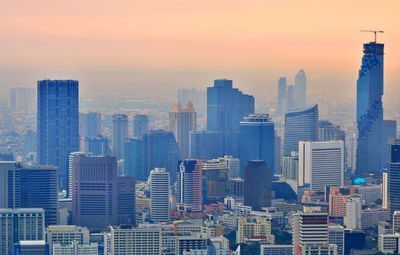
[8,87,36,113]
[318,121,345,142]
[46,225,90,252]
[133,114,149,138]
[294,69,307,109]
[244,160,272,210]
[176,235,208,255]
[169,101,197,159]
[202,159,230,204]
[37,80,79,191]
[345,194,362,230]
[384,120,397,169]
[71,155,135,228]
[328,225,344,255]
[283,104,318,156]
[112,114,128,160]
[149,168,170,223]
[286,85,295,112]
[83,135,109,156]
[177,160,203,212]
[80,112,102,137]
[393,211,400,233]
[261,245,292,255]
[219,155,240,179]
[277,77,287,114]
[356,42,384,175]
[239,114,275,177]
[124,138,144,180]
[14,240,49,255]
[68,151,93,198]
[282,152,299,181]
[298,141,344,192]
[0,208,45,255]
[388,138,400,218]
[237,217,273,244]
[189,131,222,160]
[378,233,400,254]
[329,187,359,217]
[52,242,98,255]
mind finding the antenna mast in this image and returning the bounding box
[360,30,384,43]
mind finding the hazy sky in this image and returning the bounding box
[0,0,399,102]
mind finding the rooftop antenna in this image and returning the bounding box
[360,30,384,43]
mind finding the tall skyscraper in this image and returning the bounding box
[239,114,275,177]
[384,120,397,169]
[283,104,318,156]
[189,131,222,160]
[294,69,307,108]
[286,85,295,111]
[207,79,255,157]
[112,114,128,160]
[5,165,58,226]
[37,79,79,190]
[143,130,180,181]
[202,159,229,204]
[356,41,384,175]
[388,138,400,218]
[68,151,93,198]
[328,225,345,255]
[298,141,344,192]
[124,138,144,180]
[169,101,197,159]
[177,88,206,121]
[277,77,287,114]
[71,155,135,228]
[318,121,345,142]
[218,155,240,179]
[0,208,45,255]
[133,114,149,138]
[244,160,272,211]
[176,160,202,212]
[345,194,362,230]
[149,168,170,223]
[79,112,102,138]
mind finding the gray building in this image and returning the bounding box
[189,131,222,160]
[133,114,149,138]
[112,114,128,160]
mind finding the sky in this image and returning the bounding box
[0,0,399,103]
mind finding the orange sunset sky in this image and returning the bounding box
[0,0,399,99]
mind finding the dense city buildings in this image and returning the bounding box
[356,42,385,175]
[71,155,135,228]
[149,168,170,222]
[239,114,275,177]
[37,79,79,191]
[283,104,318,156]
[133,114,149,138]
[169,101,197,159]
[244,160,272,211]
[207,79,255,157]
[112,114,128,160]
[177,160,203,212]
[298,140,344,192]
[79,112,102,137]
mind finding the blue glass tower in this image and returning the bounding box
[37,80,79,191]
[239,114,275,177]
[356,42,384,174]
[124,138,144,180]
[207,79,254,156]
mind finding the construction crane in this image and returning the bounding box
[360,30,384,43]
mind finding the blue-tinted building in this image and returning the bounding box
[133,114,149,138]
[294,69,307,108]
[239,114,275,177]
[283,104,318,156]
[37,80,79,190]
[384,120,397,169]
[143,130,181,182]
[124,138,144,180]
[356,42,384,174]
[207,79,254,157]
[277,77,287,114]
[388,138,400,218]
[83,135,110,156]
[189,130,223,160]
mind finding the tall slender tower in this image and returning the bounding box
[133,114,149,138]
[176,160,202,212]
[112,114,128,160]
[388,138,400,219]
[356,41,384,174]
[169,101,197,159]
[277,77,287,114]
[149,168,170,223]
[294,69,307,108]
[37,80,79,191]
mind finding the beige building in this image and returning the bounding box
[236,217,274,244]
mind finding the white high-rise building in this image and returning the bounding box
[53,242,98,255]
[345,194,362,230]
[383,172,388,209]
[219,155,240,179]
[149,168,170,223]
[328,225,344,255]
[298,141,344,192]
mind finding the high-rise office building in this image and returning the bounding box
[286,85,295,112]
[5,165,58,226]
[345,194,362,230]
[112,114,128,160]
[124,138,144,180]
[79,112,102,137]
[292,212,328,255]
[383,171,388,209]
[328,186,359,217]
[218,155,240,179]
[275,135,282,176]
[328,225,345,255]
[71,155,135,228]
[239,114,275,177]
[68,151,93,198]
[283,104,318,156]
[356,42,384,175]
[143,130,180,181]
[0,208,45,255]
[202,159,229,204]
[388,138,400,218]
[294,69,307,108]
[83,135,110,156]
[178,88,206,122]
[169,101,197,159]
[189,131,222,160]
[393,211,400,233]
[318,121,345,142]
[176,160,203,212]
[298,141,344,192]
[277,77,287,114]
[384,120,397,169]
[149,168,170,223]
[207,79,255,157]
[244,160,272,211]
[14,240,49,255]
[133,114,149,138]
[37,80,79,190]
